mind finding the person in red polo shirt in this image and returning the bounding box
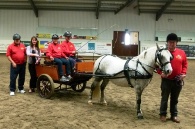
[6,34,27,96]
[46,34,71,82]
[61,31,81,71]
[158,33,188,123]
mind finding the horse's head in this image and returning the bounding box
[155,44,173,76]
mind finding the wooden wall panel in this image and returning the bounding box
[112,31,138,57]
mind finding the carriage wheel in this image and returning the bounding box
[36,74,54,99]
[71,82,86,92]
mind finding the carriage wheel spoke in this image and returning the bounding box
[37,74,55,98]
[45,86,51,93]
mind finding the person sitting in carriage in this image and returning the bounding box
[46,34,72,82]
[61,31,81,71]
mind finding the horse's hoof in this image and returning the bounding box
[137,115,144,119]
[88,100,93,105]
[137,116,144,119]
[100,100,107,105]
[102,102,107,106]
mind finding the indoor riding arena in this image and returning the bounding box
[0,0,195,129]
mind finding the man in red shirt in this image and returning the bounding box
[159,33,188,123]
[6,34,27,96]
[61,31,81,71]
[46,34,71,82]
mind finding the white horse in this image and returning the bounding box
[88,44,173,119]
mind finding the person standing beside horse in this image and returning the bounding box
[26,36,41,93]
[6,33,27,96]
[61,31,81,71]
[159,33,188,123]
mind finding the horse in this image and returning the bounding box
[88,44,173,119]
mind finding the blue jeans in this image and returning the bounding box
[69,57,76,69]
[54,58,71,76]
[9,63,26,92]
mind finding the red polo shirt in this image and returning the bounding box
[157,48,188,79]
[168,48,188,79]
[61,40,76,57]
[6,42,26,64]
[46,42,66,58]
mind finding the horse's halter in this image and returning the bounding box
[155,48,173,72]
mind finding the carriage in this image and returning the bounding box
[35,55,95,99]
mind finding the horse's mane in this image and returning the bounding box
[136,46,157,59]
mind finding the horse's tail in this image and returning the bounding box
[92,79,101,99]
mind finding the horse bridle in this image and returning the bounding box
[155,48,173,72]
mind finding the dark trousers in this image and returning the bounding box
[9,63,26,92]
[160,78,182,117]
[28,64,37,89]
[54,58,71,76]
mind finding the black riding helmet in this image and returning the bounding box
[13,33,21,40]
[63,31,72,37]
[166,33,178,42]
[52,34,59,39]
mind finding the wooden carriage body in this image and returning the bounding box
[35,56,95,99]
[36,61,94,81]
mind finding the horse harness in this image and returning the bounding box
[95,56,153,88]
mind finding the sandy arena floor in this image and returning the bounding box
[0,54,194,129]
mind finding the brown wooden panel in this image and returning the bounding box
[36,65,59,81]
[76,62,94,73]
[112,31,138,56]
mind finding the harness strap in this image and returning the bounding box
[124,58,134,88]
[95,55,108,74]
[137,60,153,78]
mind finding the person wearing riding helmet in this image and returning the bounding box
[46,34,71,82]
[61,31,81,71]
[6,33,27,96]
[159,33,188,123]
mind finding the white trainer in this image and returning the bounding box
[18,90,26,93]
[67,75,72,80]
[10,92,15,96]
[60,76,69,82]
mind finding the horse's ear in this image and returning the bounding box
[156,43,160,50]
